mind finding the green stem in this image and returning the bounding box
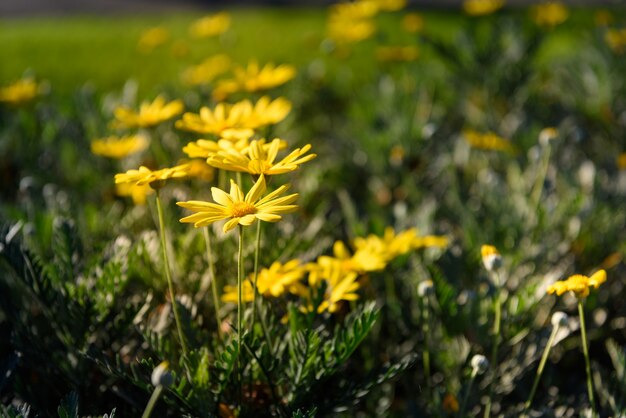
[155,190,188,356]
[237,225,245,402]
[141,385,164,418]
[252,221,262,329]
[202,227,222,342]
[458,370,477,418]
[578,300,596,417]
[484,286,502,418]
[523,323,560,414]
[421,295,431,396]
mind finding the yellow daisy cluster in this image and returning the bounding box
[530,2,569,28]
[0,78,42,106]
[189,12,231,39]
[115,164,190,188]
[112,95,184,130]
[463,129,515,153]
[212,61,296,100]
[462,0,505,16]
[547,270,607,299]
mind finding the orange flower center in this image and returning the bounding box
[230,201,257,218]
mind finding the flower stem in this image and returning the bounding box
[252,221,262,329]
[141,385,164,418]
[421,294,431,396]
[202,227,222,342]
[458,370,477,418]
[578,300,596,417]
[483,287,502,418]
[237,225,245,402]
[155,190,188,356]
[523,323,560,414]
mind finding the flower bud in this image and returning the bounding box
[539,127,558,147]
[470,354,489,375]
[551,311,568,327]
[151,361,174,388]
[417,280,434,297]
[481,245,502,272]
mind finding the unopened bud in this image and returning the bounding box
[151,361,174,388]
[481,245,502,272]
[470,354,489,375]
[539,127,558,147]
[418,280,434,297]
[551,311,568,327]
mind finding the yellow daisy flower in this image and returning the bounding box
[481,244,502,271]
[115,182,154,205]
[182,138,250,159]
[185,159,215,182]
[189,12,231,38]
[328,19,376,44]
[547,270,607,299]
[177,174,298,233]
[212,61,296,100]
[606,29,626,54]
[329,1,379,21]
[208,138,316,176]
[176,100,255,139]
[90,134,149,159]
[370,0,406,12]
[308,260,361,313]
[114,164,190,187]
[248,96,292,128]
[617,153,626,170]
[463,0,505,16]
[402,13,424,33]
[112,95,183,129]
[0,78,41,106]
[137,26,170,54]
[530,2,568,28]
[463,129,515,153]
[181,54,231,86]
[322,240,388,274]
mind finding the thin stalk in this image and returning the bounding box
[523,324,560,414]
[252,221,262,328]
[458,370,477,418]
[484,286,502,418]
[202,227,222,341]
[155,190,188,356]
[578,300,596,417]
[141,385,164,418]
[421,295,431,395]
[237,225,245,402]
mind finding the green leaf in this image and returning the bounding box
[57,391,79,418]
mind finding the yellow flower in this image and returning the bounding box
[248,96,292,128]
[177,174,298,233]
[189,12,231,38]
[322,240,388,274]
[212,61,296,100]
[308,260,361,313]
[617,153,626,170]
[606,29,626,54]
[0,78,41,105]
[369,0,406,12]
[463,129,515,153]
[112,96,183,129]
[208,138,316,176]
[182,138,250,159]
[90,134,149,159]
[222,259,306,303]
[539,127,559,146]
[353,228,448,263]
[137,26,169,53]
[329,1,379,21]
[402,13,424,33]
[181,54,231,86]
[115,182,154,205]
[176,100,254,138]
[115,164,190,187]
[594,10,613,27]
[530,2,568,28]
[547,270,607,298]
[481,245,501,271]
[186,159,215,181]
[463,0,505,16]
[375,46,419,62]
[442,393,460,413]
[328,19,376,44]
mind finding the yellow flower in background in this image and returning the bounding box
[176,100,255,138]
[413,235,449,249]
[185,159,215,181]
[481,244,501,271]
[177,174,298,232]
[182,138,250,159]
[90,134,149,159]
[442,393,460,413]
[402,13,424,33]
[0,78,41,105]
[181,54,231,86]
[463,0,504,16]
[212,61,296,100]
[112,96,183,129]
[375,46,419,62]
[463,129,515,153]
[594,10,613,27]
[547,270,607,298]
[530,2,568,28]
[115,182,154,205]
[329,1,379,21]
[115,164,190,187]
[208,138,316,176]
[248,96,292,127]
[326,240,388,274]
[605,29,626,54]
[328,19,376,44]
[137,26,169,53]
[369,0,406,12]
[189,12,231,38]
[617,153,626,170]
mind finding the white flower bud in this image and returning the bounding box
[470,354,489,375]
[151,361,174,388]
[551,311,568,327]
[418,280,434,297]
[481,245,502,272]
